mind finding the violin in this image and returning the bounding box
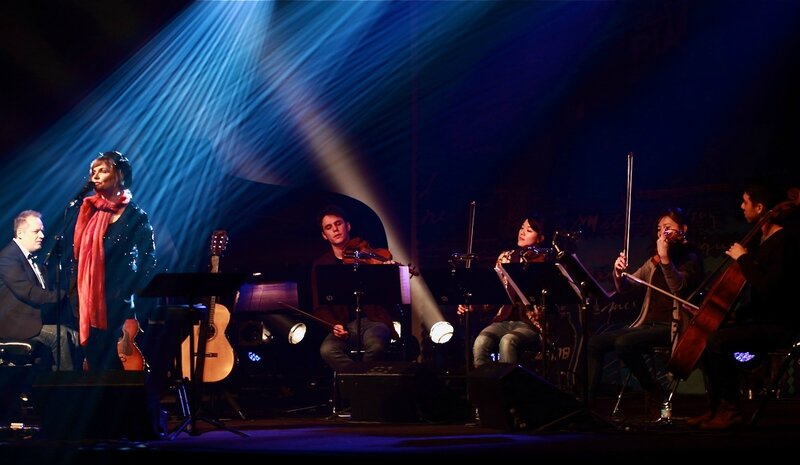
[521,246,555,263]
[342,237,393,264]
[342,237,419,276]
[650,228,687,265]
[663,228,686,244]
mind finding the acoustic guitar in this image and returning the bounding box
[180,230,236,382]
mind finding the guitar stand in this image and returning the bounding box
[169,305,248,439]
[139,274,248,440]
[168,378,248,439]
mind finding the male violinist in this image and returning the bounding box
[310,205,397,372]
[687,182,800,430]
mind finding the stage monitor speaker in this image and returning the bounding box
[337,361,466,423]
[468,362,580,430]
[31,371,159,440]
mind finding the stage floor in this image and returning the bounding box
[3,391,799,464]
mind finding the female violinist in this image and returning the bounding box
[686,182,800,430]
[310,205,397,372]
[458,212,551,368]
[587,207,704,419]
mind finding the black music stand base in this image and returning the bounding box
[139,274,248,440]
[167,377,249,439]
[534,284,619,433]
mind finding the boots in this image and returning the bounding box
[699,400,743,430]
[685,409,715,427]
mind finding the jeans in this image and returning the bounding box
[473,321,540,367]
[320,319,392,372]
[587,322,669,401]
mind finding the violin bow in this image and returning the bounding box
[465,201,476,269]
[277,302,335,330]
[623,152,633,260]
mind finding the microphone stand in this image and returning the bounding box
[44,184,90,371]
[462,201,476,376]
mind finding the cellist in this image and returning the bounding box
[688,182,800,430]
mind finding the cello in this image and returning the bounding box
[666,197,798,379]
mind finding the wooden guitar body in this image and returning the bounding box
[180,230,236,382]
[180,303,235,382]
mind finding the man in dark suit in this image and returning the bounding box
[0,210,75,370]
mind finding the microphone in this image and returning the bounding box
[555,230,582,240]
[44,234,63,266]
[68,180,95,208]
[449,253,477,261]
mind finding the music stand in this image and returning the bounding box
[139,272,248,439]
[423,267,510,375]
[315,264,410,359]
[553,252,615,303]
[500,262,582,379]
[523,253,618,432]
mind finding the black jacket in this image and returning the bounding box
[0,241,64,339]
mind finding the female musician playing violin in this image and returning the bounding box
[310,205,397,372]
[687,182,800,430]
[587,207,704,419]
[458,213,551,368]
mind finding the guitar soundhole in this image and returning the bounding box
[207,325,216,339]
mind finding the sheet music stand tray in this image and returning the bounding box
[424,267,510,306]
[424,267,510,375]
[500,262,583,305]
[139,272,248,439]
[315,264,410,360]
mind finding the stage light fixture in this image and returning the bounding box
[390,320,402,343]
[238,320,271,347]
[429,320,454,344]
[263,314,307,345]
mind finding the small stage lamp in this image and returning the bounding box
[429,320,454,344]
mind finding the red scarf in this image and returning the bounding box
[73,191,130,345]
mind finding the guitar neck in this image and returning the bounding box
[208,255,220,323]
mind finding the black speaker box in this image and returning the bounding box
[337,361,465,423]
[468,362,580,430]
[31,371,159,440]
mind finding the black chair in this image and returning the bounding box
[610,345,678,419]
[749,338,800,427]
[0,340,49,423]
